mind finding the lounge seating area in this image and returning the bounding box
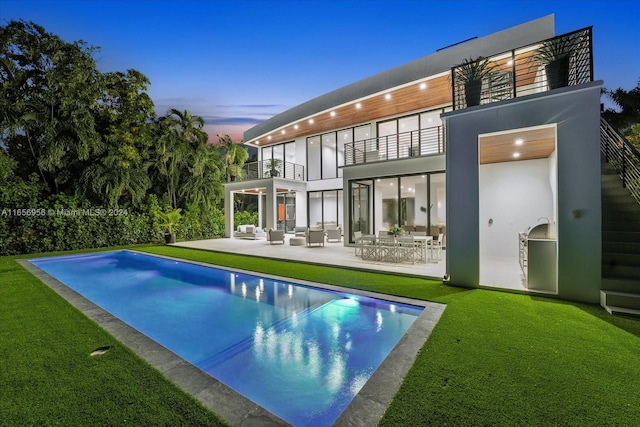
[234,224,265,240]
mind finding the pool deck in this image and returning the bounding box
[171,235,447,280]
[20,253,447,427]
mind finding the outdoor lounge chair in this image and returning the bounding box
[267,228,285,245]
[326,227,341,242]
[306,229,325,247]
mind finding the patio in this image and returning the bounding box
[173,234,447,279]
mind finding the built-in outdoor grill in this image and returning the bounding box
[519,220,557,292]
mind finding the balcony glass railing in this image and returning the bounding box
[344,125,445,166]
[238,160,305,181]
[452,27,593,110]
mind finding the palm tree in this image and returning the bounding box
[79,150,151,207]
[179,144,223,212]
[217,133,248,182]
[150,109,210,209]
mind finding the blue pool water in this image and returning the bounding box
[29,250,422,426]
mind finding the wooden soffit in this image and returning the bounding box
[479,126,555,165]
[252,74,452,147]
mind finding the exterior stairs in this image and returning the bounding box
[600,160,640,316]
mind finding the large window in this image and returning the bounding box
[262,141,297,178]
[377,108,448,157]
[307,124,370,181]
[308,190,343,229]
[351,172,445,238]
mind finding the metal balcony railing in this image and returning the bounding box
[344,125,445,166]
[601,117,640,205]
[238,160,305,181]
[452,27,593,110]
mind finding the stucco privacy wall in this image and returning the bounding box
[443,81,603,303]
[245,15,555,142]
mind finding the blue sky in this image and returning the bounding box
[2,0,639,141]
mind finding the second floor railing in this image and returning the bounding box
[238,159,305,181]
[452,26,593,110]
[344,125,445,166]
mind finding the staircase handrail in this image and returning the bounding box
[600,116,640,205]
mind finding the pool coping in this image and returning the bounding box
[19,250,446,426]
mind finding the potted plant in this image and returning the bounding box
[455,56,494,107]
[533,35,577,90]
[158,208,182,244]
[265,158,282,177]
[389,225,403,237]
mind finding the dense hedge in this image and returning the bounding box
[0,194,261,256]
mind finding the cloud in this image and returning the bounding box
[202,116,265,126]
[214,104,283,109]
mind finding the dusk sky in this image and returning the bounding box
[2,0,639,142]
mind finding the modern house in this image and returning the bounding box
[224,15,640,312]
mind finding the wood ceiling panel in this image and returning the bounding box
[479,127,555,164]
[253,75,452,146]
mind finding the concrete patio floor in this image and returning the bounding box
[172,234,447,280]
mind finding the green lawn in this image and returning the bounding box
[2,245,639,426]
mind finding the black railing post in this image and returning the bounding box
[622,153,627,188]
[588,26,594,82]
[511,50,517,99]
[451,67,457,110]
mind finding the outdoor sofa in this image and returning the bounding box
[234,224,266,240]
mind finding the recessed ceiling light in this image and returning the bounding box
[355,103,362,109]
[507,60,513,66]
[515,138,524,146]
[513,152,520,158]
[256,140,260,145]
[309,119,314,124]
[267,136,272,140]
[419,82,427,90]
[385,93,392,100]
[330,111,336,117]
[281,130,286,134]
[294,124,299,130]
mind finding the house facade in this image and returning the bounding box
[224,15,605,304]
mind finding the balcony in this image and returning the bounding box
[452,27,593,110]
[344,125,445,166]
[238,160,305,181]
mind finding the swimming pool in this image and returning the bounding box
[28,250,425,426]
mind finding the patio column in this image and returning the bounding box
[265,179,277,231]
[224,186,235,238]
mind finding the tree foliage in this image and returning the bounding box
[0,20,245,255]
[603,79,640,142]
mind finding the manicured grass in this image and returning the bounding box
[4,245,640,426]
[0,249,227,426]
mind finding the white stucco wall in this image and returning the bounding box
[479,158,554,258]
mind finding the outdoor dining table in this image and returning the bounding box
[359,234,433,264]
